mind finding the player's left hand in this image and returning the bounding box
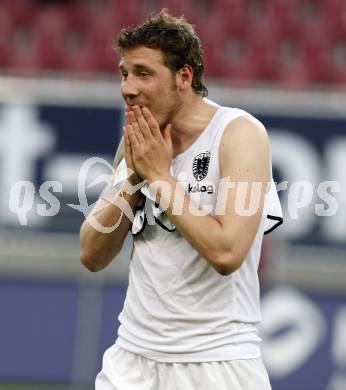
[124,105,173,183]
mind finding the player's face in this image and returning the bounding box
[119,46,182,128]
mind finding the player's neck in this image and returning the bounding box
[170,95,218,158]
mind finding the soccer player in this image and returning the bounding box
[80,10,282,390]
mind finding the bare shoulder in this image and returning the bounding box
[220,115,269,149]
[219,115,271,181]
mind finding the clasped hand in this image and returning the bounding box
[123,105,173,185]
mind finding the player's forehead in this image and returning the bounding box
[118,46,167,71]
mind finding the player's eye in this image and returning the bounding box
[139,71,149,78]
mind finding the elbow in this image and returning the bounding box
[80,242,122,272]
[209,252,242,276]
[80,250,105,272]
[215,262,237,276]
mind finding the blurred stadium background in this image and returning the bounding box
[0,0,345,389]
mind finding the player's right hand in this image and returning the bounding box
[124,108,142,186]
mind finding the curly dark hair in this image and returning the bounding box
[114,9,208,97]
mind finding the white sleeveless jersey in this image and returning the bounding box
[114,103,283,362]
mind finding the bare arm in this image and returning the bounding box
[79,180,141,272]
[151,116,271,275]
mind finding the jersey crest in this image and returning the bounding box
[192,151,211,181]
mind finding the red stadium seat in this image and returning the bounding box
[35,4,94,73]
[264,31,313,88]
[278,60,312,88]
[200,2,261,82]
[1,0,39,74]
[159,0,193,17]
[323,0,346,32]
[207,2,277,82]
[207,35,259,83]
[89,19,120,74]
[323,1,346,40]
[4,0,36,25]
[0,11,11,68]
[35,7,66,70]
[303,21,330,84]
[7,25,42,76]
[98,0,152,30]
[60,34,97,76]
[58,5,100,76]
[312,13,346,86]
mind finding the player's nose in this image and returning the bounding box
[121,75,140,102]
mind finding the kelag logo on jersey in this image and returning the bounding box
[187,182,215,194]
[192,151,211,181]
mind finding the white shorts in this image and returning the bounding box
[96,344,272,390]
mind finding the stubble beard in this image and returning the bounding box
[160,84,183,131]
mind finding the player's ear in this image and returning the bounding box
[176,65,193,91]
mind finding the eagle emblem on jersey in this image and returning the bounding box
[192,151,211,181]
